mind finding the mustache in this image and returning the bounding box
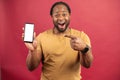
[57,19,66,24]
[57,21,65,24]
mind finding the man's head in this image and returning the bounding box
[50,1,71,32]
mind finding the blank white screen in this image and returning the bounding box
[24,24,34,42]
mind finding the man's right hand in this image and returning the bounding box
[22,31,37,51]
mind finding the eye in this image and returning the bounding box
[62,13,67,17]
[53,13,59,18]
[55,14,59,18]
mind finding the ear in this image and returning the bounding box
[50,15,53,18]
[69,13,71,16]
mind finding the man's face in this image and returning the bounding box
[52,4,70,32]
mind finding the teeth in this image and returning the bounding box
[58,21,65,24]
[58,23,65,28]
[58,23,65,25]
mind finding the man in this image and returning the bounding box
[23,1,93,80]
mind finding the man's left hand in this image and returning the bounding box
[65,35,86,51]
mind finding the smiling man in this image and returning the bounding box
[24,1,93,80]
[51,2,70,32]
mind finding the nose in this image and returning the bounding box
[58,15,65,23]
[58,14,64,20]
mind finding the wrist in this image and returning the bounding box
[80,45,89,54]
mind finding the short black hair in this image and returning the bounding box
[50,1,71,16]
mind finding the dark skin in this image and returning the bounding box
[64,35,93,68]
[23,4,93,71]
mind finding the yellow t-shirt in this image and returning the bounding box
[36,28,91,80]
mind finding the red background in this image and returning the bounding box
[0,0,120,80]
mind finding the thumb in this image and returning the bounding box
[34,32,36,39]
[33,40,37,49]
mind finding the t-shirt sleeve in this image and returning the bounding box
[80,31,91,48]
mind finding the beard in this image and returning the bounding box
[54,20,70,32]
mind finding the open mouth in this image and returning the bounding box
[58,23,66,29]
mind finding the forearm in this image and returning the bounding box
[26,50,41,71]
[79,48,93,68]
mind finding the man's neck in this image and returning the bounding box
[53,27,71,35]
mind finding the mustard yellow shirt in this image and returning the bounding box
[36,28,91,80]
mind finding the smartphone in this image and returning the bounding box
[24,23,34,43]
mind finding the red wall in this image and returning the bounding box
[1,0,120,80]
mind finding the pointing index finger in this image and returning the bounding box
[64,35,77,39]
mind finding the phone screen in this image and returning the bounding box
[24,23,34,43]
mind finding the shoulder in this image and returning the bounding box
[37,29,52,37]
[36,29,52,41]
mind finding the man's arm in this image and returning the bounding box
[79,46,93,68]
[22,32,42,71]
[26,50,42,71]
[65,35,93,68]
